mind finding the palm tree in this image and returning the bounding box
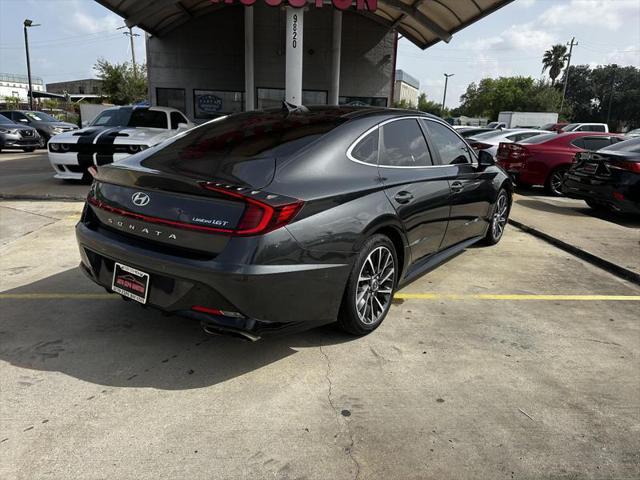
[542,44,568,86]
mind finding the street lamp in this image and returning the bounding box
[442,73,454,114]
[23,19,41,111]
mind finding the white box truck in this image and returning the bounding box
[496,112,559,129]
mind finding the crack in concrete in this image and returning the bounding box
[319,345,361,480]
[0,204,62,221]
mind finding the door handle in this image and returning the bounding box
[394,191,414,204]
[451,181,464,193]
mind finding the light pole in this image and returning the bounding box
[23,19,41,111]
[442,73,454,114]
[118,25,140,75]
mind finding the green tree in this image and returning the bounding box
[542,44,568,86]
[456,76,561,120]
[562,64,640,130]
[94,59,147,105]
[417,92,443,116]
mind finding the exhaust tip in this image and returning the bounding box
[202,324,260,342]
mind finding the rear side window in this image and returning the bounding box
[582,137,614,151]
[350,129,378,165]
[423,120,471,165]
[379,119,432,167]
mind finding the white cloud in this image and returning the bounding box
[520,0,536,7]
[501,23,555,51]
[607,46,640,66]
[459,22,555,53]
[72,11,121,34]
[539,0,640,30]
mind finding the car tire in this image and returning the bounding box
[337,234,398,336]
[22,147,36,152]
[482,188,510,246]
[545,166,569,196]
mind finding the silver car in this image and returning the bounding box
[467,128,550,159]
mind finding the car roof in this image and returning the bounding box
[99,105,185,114]
[230,105,442,127]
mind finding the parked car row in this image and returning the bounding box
[0,109,78,145]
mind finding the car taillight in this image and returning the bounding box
[469,142,492,150]
[496,143,530,164]
[202,184,304,236]
[607,160,640,173]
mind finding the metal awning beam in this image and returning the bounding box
[380,0,452,42]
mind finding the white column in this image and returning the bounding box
[285,7,303,105]
[244,6,255,111]
[329,10,342,105]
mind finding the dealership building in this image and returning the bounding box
[95,0,512,121]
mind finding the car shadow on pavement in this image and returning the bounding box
[0,268,354,390]
[516,197,640,228]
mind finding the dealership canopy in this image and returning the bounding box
[95,0,512,109]
[96,0,512,49]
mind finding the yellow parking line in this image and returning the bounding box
[395,293,640,301]
[1,293,639,301]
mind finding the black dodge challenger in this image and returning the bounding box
[76,106,512,339]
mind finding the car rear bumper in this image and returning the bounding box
[76,222,351,337]
[563,175,640,214]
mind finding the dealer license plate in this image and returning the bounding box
[112,262,149,304]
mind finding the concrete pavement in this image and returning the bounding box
[1,200,639,479]
[510,192,640,280]
[0,151,88,200]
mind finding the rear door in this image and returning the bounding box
[422,118,495,249]
[376,117,451,262]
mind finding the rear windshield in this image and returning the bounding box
[470,130,509,140]
[600,137,640,153]
[139,109,349,178]
[90,108,168,129]
[520,133,558,144]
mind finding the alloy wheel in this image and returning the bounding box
[355,246,395,325]
[492,192,509,240]
[550,169,566,196]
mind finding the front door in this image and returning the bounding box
[377,118,451,263]
[421,119,494,249]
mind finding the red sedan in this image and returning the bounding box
[496,132,623,195]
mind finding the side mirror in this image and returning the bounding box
[176,122,189,130]
[19,118,29,123]
[478,150,495,167]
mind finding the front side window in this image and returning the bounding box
[423,120,471,165]
[350,129,378,165]
[379,119,432,167]
[170,112,187,130]
[128,109,168,129]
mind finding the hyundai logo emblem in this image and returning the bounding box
[131,192,150,207]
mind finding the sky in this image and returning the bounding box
[0,0,639,107]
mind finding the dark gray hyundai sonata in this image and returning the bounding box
[76,106,512,339]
